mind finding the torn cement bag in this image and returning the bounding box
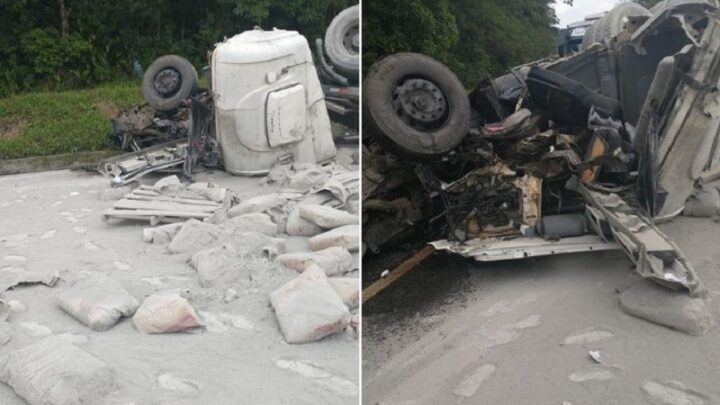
[0,337,115,405]
[153,175,182,192]
[168,219,223,253]
[299,204,358,229]
[225,213,277,236]
[190,243,280,287]
[142,222,184,244]
[0,266,59,292]
[187,181,229,203]
[275,246,354,276]
[683,186,720,217]
[286,207,324,236]
[288,167,331,192]
[327,278,359,309]
[619,280,715,336]
[56,273,139,332]
[133,292,202,334]
[228,193,299,217]
[218,231,285,259]
[308,225,359,251]
[270,265,350,344]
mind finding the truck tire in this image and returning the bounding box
[142,55,198,112]
[592,2,651,45]
[324,5,359,79]
[364,53,470,161]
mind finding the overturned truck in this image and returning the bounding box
[363,0,720,298]
[100,5,359,185]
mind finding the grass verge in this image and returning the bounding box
[0,81,143,159]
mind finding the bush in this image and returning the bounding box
[18,28,109,91]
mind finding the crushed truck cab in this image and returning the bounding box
[212,29,336,175]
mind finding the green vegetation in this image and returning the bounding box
[0,0,354,97]
[0,81,142,159]
[363,0,559,87]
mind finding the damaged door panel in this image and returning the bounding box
[657,11,720,217]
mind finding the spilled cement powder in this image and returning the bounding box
[642,380,706,405]
[562,326,614,345]
[453,364,496,398]
[568,370,616,383]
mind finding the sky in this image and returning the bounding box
[553,0,619,27]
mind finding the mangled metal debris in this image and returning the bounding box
[362,3,720,299]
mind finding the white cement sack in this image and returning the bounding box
[299,204,358,229]
[153,175,182,192]
[228,194,284,217]
[0,337,115,405]
[226,213,277,236]
[309,225,359,251]
[288,168,331,192]
[142,222,184,244]
[276,247,354,276]
[286,208,324,236]
[168,219,223,253]
[327,278,359,309]
[133,292,202,334]
[56,273,138,331]
[270,265,350,343]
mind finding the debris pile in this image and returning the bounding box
[363,2,720,308]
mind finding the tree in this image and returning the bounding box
[363,0,557,87]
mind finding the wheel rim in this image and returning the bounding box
[154,68,181,96]
[392,78,448,131]
[342,24,359,55]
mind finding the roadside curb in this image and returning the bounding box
[0,150,119,176]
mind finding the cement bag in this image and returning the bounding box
[328,278,359,309]
[228,194,285,217]
[225,213,277,236]
[168,219,223,254]
[133,292,202,334]
[270,265,350,344]
[285,207,324,236]
[276,247,354,276]
[308,225,359,251]
[56,273,138,332]
[299,204,358,229]
[142,222,184,244]
[0,337,115,405]
[190,243,276,288]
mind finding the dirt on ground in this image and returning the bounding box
[0,167,358,405]
[363,218,720,405]
[95,100,121,119]
[0,118,28,140]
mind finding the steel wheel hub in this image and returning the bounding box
[393,79,447,129]
[154,68,181,96]
[343,25,359,54]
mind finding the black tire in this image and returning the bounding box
[142,55,198,111]
[324,5,359,78]
[363,53,470,161]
